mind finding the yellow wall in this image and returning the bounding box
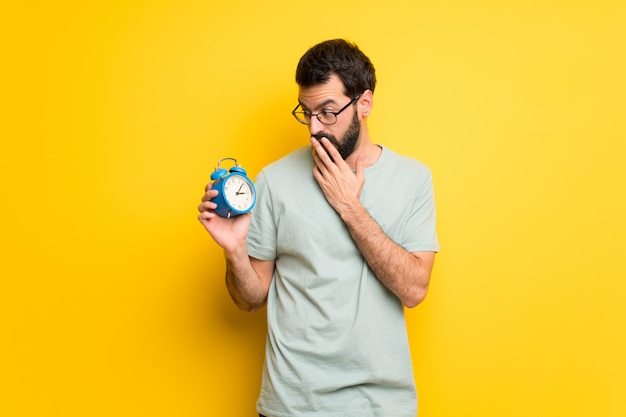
[2,1,624,416]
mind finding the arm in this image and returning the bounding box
[225,247,274,313]
[198,183,274,313]
[339,203,435,308]
[311,138,435,308]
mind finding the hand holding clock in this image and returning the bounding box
[311,137,365,216]
[198,182,251,253]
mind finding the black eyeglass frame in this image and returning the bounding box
[291,95,361,125]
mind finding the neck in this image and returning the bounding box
[345,138,382,170]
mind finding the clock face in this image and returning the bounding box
[223,175,254,212]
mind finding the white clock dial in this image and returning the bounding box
[223,175,254,211]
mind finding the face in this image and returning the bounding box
[298,75,361,160]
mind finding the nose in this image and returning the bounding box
[308,116,325,137]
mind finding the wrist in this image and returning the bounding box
[223,239,248,262]
[339,200,367,224]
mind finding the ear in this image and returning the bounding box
[358,89,373,117]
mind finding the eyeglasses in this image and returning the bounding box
[291,95,360,125]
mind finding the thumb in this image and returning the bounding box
[355,154,365,180]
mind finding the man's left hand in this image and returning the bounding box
[311,137,365,215]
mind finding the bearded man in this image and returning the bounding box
[198,39,440,417]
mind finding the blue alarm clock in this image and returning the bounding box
[210,158,256,218]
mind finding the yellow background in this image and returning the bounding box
[2,1,625,416]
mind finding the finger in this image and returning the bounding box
[310,137,333,166]
[197,210,215,222]
[311,142,329,175]
[312,162,323,182]
[312,154,326,181]
[319,137,344,165]
[355,153,365,180]
[311,149,319,167]
[197,200,217,213]
[201,188,219,202]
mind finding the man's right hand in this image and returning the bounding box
[197,182,251,252]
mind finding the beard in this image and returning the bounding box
[313,111,361,160]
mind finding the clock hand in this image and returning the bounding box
[236,183,244,195]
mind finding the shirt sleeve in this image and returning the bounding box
[247,170,278,260]
[402,167,440,253]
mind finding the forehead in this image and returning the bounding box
[298,74,347,108]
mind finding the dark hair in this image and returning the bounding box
[295,39,376,98]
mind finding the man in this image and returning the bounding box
[198,39,439,417]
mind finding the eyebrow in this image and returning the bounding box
[298,98,338,111]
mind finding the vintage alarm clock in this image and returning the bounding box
[210,158,256,218]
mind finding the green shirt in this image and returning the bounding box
[248,145,439,417]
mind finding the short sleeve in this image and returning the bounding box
[247,171,278,260]
[402,167,440,253]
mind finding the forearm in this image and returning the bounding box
[340,203,431,308]
[224,243,268,313]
